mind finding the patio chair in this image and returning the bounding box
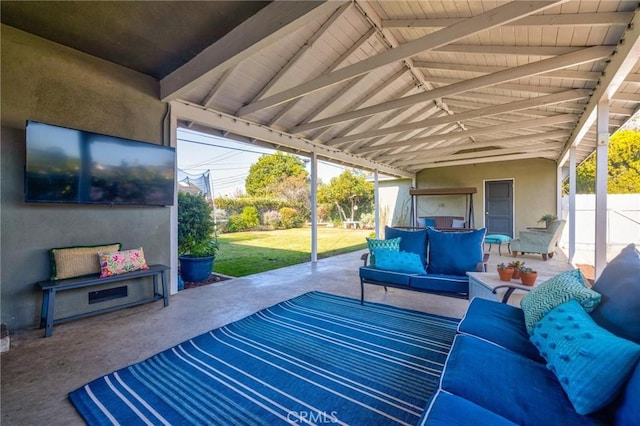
[510,219,566,260]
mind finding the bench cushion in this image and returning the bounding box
[410,274,468,294]
[441,335,600,425]
[458,298,543,362]
[359,266,413,286]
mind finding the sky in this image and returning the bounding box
[177,128,350,197]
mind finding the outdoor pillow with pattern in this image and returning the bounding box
[366,237,401,266]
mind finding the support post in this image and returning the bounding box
[310,152,318,262]
[568,147,577,264]
[374,170,379,237]
[595,100,609,278]
[169,104,179,294]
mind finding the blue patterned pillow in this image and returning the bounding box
[366,237,401,266]
[374,249,426,274]
[520,269,601,334]
[530,300,640,415]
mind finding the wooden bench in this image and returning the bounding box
[37,264,169,337]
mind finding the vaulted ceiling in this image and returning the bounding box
[3,1,640,178]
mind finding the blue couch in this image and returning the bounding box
[421,243,640,425]
[359,226,487,303]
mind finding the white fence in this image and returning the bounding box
[560,194,640,263]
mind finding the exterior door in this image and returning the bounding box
[485,180,513,237]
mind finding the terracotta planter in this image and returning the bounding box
[497,267,514,282]
[512,269,521,280]
[520,272,538,286]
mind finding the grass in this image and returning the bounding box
[213,227,372,277]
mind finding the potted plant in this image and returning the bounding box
[538,213,557,229]
[519,267,538,286]
[508,260,525,280]
[178,192,219,283]
[497,263,514,282]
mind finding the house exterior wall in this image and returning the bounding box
[415,159,557,234]
[1,25,171,330]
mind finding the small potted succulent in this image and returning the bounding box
[538,213,557,229]
[497,263,514,282]
[519,267,538,286]
[508,260,525,280]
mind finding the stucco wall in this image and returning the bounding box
[416,159,558,233]
[1,25,172,330]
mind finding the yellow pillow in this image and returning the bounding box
[50,243,121,280]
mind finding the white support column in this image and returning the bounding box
[374,170,380,238]
[310,152,318,263]
[556,164,562,221]
[568,147,577,264]
[169,109,179,294]
[595,100,609,278]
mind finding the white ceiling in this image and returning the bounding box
[165,1,640,177]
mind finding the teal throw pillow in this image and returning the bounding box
[426,227,485,275]
[520,269,601,334]
[374,249,426,274]
[530,300,640,415]
[366,237,401,266]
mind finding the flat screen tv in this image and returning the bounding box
[25,120,176,206]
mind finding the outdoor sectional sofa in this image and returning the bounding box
[359,226,487,303]
[421,243,640,425]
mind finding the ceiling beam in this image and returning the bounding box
[414,61,600,81]
[160,1,347,101]
[326,89,588,145]
[559,9,640,165]
[356,114,577,154]
[237,1,566,116]
[413,151,558,169]
[293,46,611,133]
[171,100,413,179]
[382,12,634,29]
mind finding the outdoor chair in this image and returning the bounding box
[510,219,566,260]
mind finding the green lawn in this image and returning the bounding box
[213,227,372,277]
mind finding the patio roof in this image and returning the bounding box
[2,1,639,177]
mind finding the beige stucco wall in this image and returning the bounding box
[416,159,558,234]
[1,25,171,330]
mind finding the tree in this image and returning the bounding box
[245,152,308,197]
[317,170,374,222]
[573,129,640,193]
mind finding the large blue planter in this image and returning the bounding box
[179,256,215,282]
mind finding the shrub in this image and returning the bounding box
[359,212,375,229]
[226,214,248,232]
[177,192,218,257]
[263,210,282,229]
[279,207,303,229]
[241,206,260,229]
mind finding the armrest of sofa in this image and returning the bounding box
[475,253,490,272]
[361,252,370,266]
[492,283,532,304]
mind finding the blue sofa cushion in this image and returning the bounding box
[410,274,468,295]
[385,227,428,265]
[419,390,517,426]
[458,298,543,362]
[520,269,601,334]
[440,334,600,425]
[366,237,401,266]
[374,249,426,274]
[590,243,640,344]
[426,228,486,276]
[606,356,640,424]
[530,300,640,415]
[359,266,413,286]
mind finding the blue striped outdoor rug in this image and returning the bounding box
[69,292,459,425]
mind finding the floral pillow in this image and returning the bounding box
[99,247,149,277]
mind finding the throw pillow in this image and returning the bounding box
[366,237,401,266]
[374,249,426,274]
[426,227,486,276]
[99,247,149,277]
[451,218,466,228]
[590,243,640,344]
[50,243,122,280]
[520,269,601,334]
[384,226,428,265]
[530,300,640,415]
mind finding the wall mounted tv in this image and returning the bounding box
[25,120,176,206]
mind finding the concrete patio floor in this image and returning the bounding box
[1,247,573,425]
